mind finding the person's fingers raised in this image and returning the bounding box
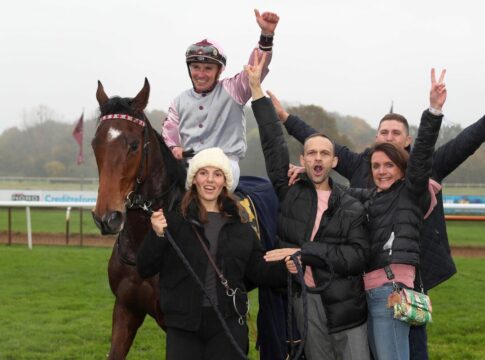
[431,68,436,85]
[438,69,447,84]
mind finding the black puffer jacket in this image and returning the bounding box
[136,199,287,331]
[285,111,485,290]
[252,97,369,334]
[356,111,441,269]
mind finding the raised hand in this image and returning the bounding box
[430,68,447,112]
[151,209,167,237]
[254,9,280,35]
[267,90,290,123]
[244,50,267,99]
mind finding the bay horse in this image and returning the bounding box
[91,78,186,359]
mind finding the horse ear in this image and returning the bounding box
[96,80,109,106]
[132,78,150,112]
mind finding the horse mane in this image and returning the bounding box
[99,96,143,118]
[153,129,187,194]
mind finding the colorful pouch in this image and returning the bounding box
[393,288,432,325]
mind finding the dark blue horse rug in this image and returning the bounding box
[236,176,288,360]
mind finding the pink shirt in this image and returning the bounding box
[363,264,416,290]
[424,178,442,219]
[304,189,331,287]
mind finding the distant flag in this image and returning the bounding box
[72,112,84,165]
[389,100,394,113]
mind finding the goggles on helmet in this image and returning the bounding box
[185,44,227,67]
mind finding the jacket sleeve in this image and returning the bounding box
[284,114,316,144]
[162,99,181,148]
[284,114,366,182]
[251,97,291,200]
[136,227,170,279]
[223,48,272,105]
[136,212,182,279]
[245,229,288,288]
[300,203,369,276]
[407,110,443,196]
[431,115,485,182]
[346,187,372,204]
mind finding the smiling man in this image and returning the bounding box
[162,9,279,192]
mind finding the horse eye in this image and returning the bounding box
[129,141,139,152]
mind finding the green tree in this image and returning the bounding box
[44,161,66,177]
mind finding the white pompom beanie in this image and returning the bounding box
[185,147,234,191]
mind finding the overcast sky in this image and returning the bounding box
[2,0,484,134]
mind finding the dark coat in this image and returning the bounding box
[252,97,369,334]
[348,110,441,270]
[285,111,485,290]
[136,199,287,331]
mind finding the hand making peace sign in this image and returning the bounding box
[430,68,447,112]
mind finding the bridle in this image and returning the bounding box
[98,113,177,213]
[99,113,151,208]
[98,113,176,266]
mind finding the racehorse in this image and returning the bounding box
[91,78,186,359]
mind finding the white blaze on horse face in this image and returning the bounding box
[107,127,122,142]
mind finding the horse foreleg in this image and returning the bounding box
[107,299,145,360]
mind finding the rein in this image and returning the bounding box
[161,227,249,359]
[129,207,248,360]
[126,197,248,359]
[286,251,335,360]
[286,251,307,360]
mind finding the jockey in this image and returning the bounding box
[162,9,279,192]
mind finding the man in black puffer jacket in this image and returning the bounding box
[246,54,370,360]
[268,75,485,359]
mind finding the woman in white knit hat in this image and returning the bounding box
[136,147,287,360]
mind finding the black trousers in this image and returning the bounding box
[166,307,249,360]
[409,324,429,360]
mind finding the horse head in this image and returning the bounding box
[91,78,184,235]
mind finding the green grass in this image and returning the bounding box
[1,247,484,359]
[0,208,99,235]
[427,258,485,359]
[446,221,485,247]
[0,245,260,359]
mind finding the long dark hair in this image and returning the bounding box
[180,185,246,223]
[369,142,409,175]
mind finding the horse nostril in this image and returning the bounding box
[92,211,124,235]
[106,211,124,233]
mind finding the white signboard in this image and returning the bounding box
[0,190,97,203]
